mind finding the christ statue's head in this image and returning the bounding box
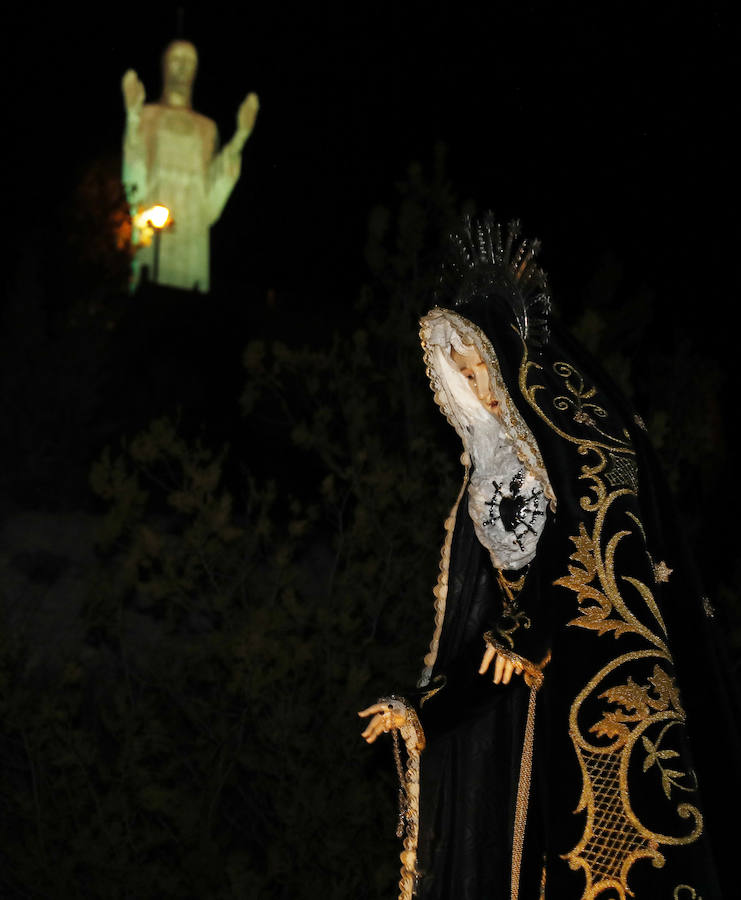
[161,41,198,108]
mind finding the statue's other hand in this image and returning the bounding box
[358,703,407,744]
[479,644,524,685]
[122,69,145,112]
[237,92,260,134]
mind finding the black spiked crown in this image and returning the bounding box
[435,212,552,351]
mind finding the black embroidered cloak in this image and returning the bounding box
[386,216,741,900]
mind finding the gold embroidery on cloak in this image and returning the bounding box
[673,886,702,900]
[520,351,703,899]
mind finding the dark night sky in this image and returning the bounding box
[7,2,736,310]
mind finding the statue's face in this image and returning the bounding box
[163,41,198,93]
[450,345,500,415]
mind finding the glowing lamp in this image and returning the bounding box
[135,204,172,230]
[133,204,174,284]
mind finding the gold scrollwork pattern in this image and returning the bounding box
[551,362,631,446]
[673,886,701,900]
[521,349,703,899]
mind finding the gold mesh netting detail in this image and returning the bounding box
[605,453,639,493]
[566,747,658,895]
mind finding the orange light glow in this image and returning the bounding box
[135,204,172,230]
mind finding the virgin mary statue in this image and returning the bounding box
[360,213,740,900]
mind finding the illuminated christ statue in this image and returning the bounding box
[122,40,259,291]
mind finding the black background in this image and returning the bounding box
[6,2,737,317]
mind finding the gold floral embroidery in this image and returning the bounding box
[519,357,632,456]
[552,362,612,437]
[521,347,703,899]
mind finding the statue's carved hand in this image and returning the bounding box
[237,92,260,134]
[122,69,145,113]
[480,634,549,689]
[479,643,525,685]
[358,702,408,744]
